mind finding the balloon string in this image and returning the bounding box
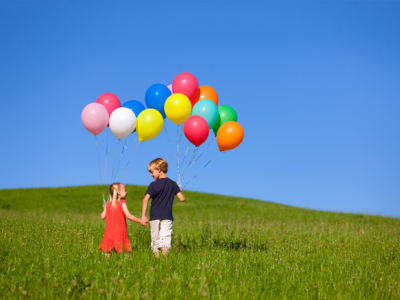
[181,146,199,180]
[104,129,109,184]
[120,138,140,179]
[180,134,216,189]
[176,125,181,188]
[182,145,203,179]
[184,136,210,172]
[95,135,106,206]
[164,122,174,147]
[95,135,103,184]
[180,143,190,175]
[113,139,128,182]
[193,134,214,163]
[178,123,183,145]
[111,140,120,181]
[182,159,213,189]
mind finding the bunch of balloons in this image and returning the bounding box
[81,72,244,151]
[166,72,244,152]
[81,92,163,142]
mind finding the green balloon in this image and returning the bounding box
[212,105,237,136]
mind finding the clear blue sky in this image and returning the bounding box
[1,1,399,217]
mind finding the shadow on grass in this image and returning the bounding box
[175,237,268,252]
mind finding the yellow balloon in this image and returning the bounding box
[136,109,164,142]
[164,93,192,125]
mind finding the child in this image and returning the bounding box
[99,182,147,253]
[141,158,185,257]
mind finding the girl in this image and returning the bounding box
[99,183,146,253]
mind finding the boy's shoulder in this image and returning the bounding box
[165,177,179,186]
[148,177,177,186]
[165,177,175,182]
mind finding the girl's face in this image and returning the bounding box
[118,184,127,199]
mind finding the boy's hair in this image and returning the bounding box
[148,158,168,173]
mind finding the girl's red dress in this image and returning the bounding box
[99,200,132,253]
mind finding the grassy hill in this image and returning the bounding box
[1,185,399,299]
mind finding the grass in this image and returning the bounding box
[0,185,399,299]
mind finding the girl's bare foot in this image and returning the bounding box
[154,252,160,258]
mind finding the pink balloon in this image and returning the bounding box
[96,93,121,117]
[167,84,173,94]
[172,72,199,101]
[183,115,209,147]
[81,103,109,135]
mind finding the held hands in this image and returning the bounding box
[140,216,149,226]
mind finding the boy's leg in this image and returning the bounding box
[150,220,161,255]
[159,220,173,255]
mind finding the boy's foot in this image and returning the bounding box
[105,252,111,258]
[154,252,160,258]
[161,247,169,256]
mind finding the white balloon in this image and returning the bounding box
[109,107,137,140]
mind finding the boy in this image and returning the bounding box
[141,158,185,257]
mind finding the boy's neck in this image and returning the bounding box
[158,173,167,179]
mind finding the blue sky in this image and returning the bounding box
[1,1,399,217]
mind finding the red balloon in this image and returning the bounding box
[183,115,209,147]
[172,72,199,101]
[96,93,121,117]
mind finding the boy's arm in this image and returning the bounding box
[122,203,147,226]
[177,192,185,202]
[100,206,106,219]
[141,194,151,221]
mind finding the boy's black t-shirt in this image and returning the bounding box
[146,177,180,221]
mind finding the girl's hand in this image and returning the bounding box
[140,217,148,226]
[100,206,106,219]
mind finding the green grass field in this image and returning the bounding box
[1,185,399,299]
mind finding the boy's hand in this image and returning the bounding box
[140,217,148,226]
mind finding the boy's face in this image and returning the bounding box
[149,168,161,180]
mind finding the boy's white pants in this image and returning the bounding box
[150,219,173,253]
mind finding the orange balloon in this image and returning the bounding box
[192,85,218,106]
[216,121,244,152]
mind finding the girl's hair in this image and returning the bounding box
[148,158,168,173]
[109,182,122,208]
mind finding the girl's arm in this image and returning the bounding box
[100,206,106,219]
[122,203,147,225]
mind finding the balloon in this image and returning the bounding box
[164,93,192,125]
[183,115,209,147]
[122,100,145,132]
[216,121,244,152]
[136,109,164,142]
[167,84,173,94]
[191,99,219,129]
[212,105,238,135]
[172,72,199,101]
[96,93,121,117]
[145,84,171,118]
[81,103,109,136]
[192,85,218,107]
[109,107,137,140]
[122,100,145,118]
